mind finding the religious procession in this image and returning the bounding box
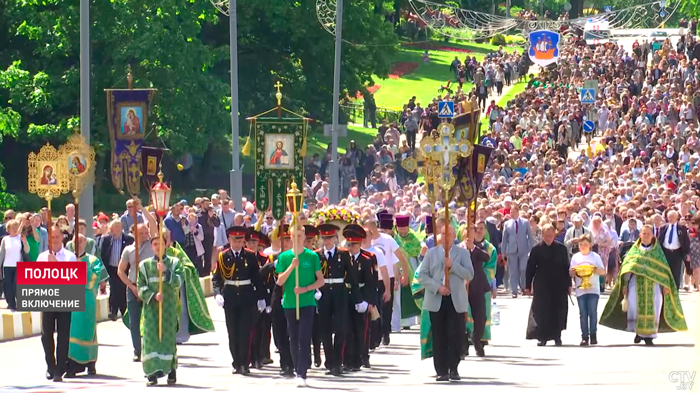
[1,1,700,391]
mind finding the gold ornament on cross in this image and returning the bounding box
[275,81,283,106]
[420,122,473,189]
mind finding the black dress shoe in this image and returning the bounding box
[449,370,461,381]
[64,372,77,378]
[87,364,96,375]
[233,367,242,374]
[314,360,322,368]
[382,336,390,346]
[283,367,295,378]
[436,375,449,382]
[147,375,158,386]
[590,335,598,345]
[327,367,341,376]
[554,339,563,346]
[580,339,589,346]
[634,335,642,344]
[362,359,371,368]
[241,365,251,375]
[46,370,54,380]
[108,313,117,322]
[644,338,654,346]
[53,373,63,382]
[133,352,141,362]
[167,370,176,385]
[537,341,546,346]
[476,346,485,357]
[254,360,263,369]
[262,358,274,365]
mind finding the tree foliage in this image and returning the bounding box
[0,0,398,197]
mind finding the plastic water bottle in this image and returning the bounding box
[492,301,500,326]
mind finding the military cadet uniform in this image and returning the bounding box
[268,224,294,377]
[247,229,275,369]
[342,225,375,371]
[315,224,361,376]
[304,225,323,368]
[213,226,267,375]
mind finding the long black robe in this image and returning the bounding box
[525,241,572,342]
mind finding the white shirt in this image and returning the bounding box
[323,247,336,260]
[37,248,77,262]
[663,223,681,250]
[371,233,399,279]
[366,245,388,280]
[570,251,605,297]
[1,235,23,267]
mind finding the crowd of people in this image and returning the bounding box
[0,24,699,387]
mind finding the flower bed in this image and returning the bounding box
[355,84,382,99]
[388,61,419,79]
[402,42,474,54]
[310,206,361,226]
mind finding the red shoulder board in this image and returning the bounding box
[244,247,255,253]
[361,250,375,258]
[337,247,349,252]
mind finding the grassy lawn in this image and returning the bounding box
[372,41,520,111]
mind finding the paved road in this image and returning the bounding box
[0,290,697,392]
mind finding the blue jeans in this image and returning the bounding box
[126,289,142,355]
[576,294,599,338]
[3,267,17,310]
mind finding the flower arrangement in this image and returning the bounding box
[310,205,361,226]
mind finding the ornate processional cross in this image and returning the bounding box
[421,123,473,190]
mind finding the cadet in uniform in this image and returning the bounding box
[246,228,274,369]
[267,224,295,377]
[315,224,362,376]
[342,224,374,371]
[213,226,267,375]
[304,225,323,368]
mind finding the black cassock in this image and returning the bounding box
[525,241,572,342]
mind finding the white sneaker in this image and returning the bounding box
[296,377,307,387]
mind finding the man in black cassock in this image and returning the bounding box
[524,224,572,346]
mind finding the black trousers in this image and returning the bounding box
[345,308,370,368]
[663,249,684,289]
[2,267,17,310]
[406,131,417,152]
[41,311,72,375]
[318,287,349,370]
[285,306,315,379]
[311,311,322,364]
[251,310,273,363]
[105,265,126,317]
[272,302,293,370]
[378,278,395,341]
[223,301,255,369]
[429,296,465,376]
[467,292,486,351]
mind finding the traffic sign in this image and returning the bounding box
[580,89,596,104]
[583,120,595,133]
[660,11,666,17]
[604,6,612,12]
[438,101,455,118]
[323,124,348,136]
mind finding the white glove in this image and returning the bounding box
[215,294,224,308]
[257,299,266,312]
[355,301,368,313]
[265,306,272,314]
[314,290,322,301]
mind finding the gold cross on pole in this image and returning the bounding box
[421,122,473,190]
[274,81,283,106]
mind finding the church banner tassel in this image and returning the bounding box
[241,122,253,157]
[300,136,307,158]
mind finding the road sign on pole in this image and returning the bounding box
[604,6,612,12]
[438,101,455,118]
[583,120,595,133]
[580,89,596,104]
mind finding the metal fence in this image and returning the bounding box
[340,103,402,126]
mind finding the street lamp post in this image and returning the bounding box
[79,0,94,237]
[229,0,242,212]
[328,0,343,204]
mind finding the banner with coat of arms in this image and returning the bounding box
[105,88,156,194]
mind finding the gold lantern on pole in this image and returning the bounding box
[286,179,303,320]
[149,171,172,341]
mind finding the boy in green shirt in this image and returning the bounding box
[275,224,324,387]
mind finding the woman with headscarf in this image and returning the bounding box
[590,215,613,293]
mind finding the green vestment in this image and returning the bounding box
[600,239,687,335]
[68,254,109,365]
[138,255,183,377]
[395,229,422,320]
[465,240,497,341]
[411,264,432,360]
[123,243,214,334]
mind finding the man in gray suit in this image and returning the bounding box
[501,204,535,298]
[418,225,474,382]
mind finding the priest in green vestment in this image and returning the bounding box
[66,234,109,377]
[394,215,424,327]
[465,222,497,342]
[600,226,687,345]
[124,234,214,337]
[138,236,183,385]
[411,264,432,360]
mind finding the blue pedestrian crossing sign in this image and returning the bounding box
[580,88,596,104]
[604,6,612,12]
[438,101,455,118]
[583,120,595,133]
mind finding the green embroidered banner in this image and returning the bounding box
[253,117,305,220]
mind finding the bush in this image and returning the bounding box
[491,34,507,46]
[505,35,527,45]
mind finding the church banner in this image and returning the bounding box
[105,89,156,194]
[252,117,307,220]
[140,146,164,185]
[452,144,494,203]
[528,30,560,67]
